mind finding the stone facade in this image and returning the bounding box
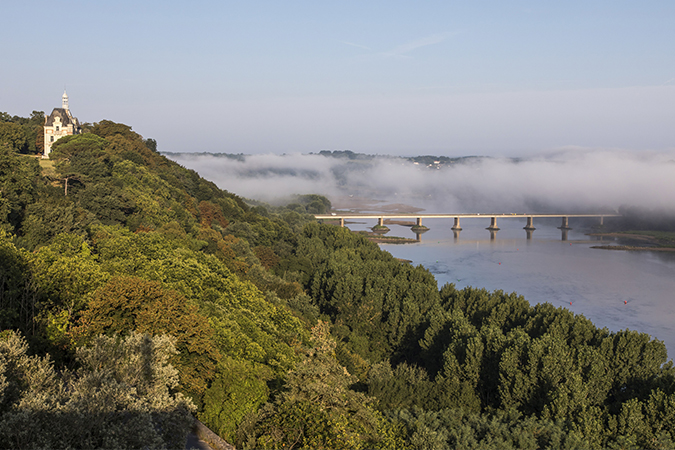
[43,91,81,158]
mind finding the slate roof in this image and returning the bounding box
[45,108,79,127]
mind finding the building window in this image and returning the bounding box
[56,126,59,131]
[50,136,54,142]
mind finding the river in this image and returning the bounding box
[345,217,675,357]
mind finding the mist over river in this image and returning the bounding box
[347,217,675,356]
[165,151,675,357]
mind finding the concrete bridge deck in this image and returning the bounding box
[315,213,619,220]
[314,213,620,238]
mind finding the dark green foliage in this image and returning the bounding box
[89,119,139,141]
[144,137,158,152]
[0,111,44,154]
[75,180,137,225]
[0,146,40,233]
[367,362,437,411]
[401,284,675,448]
[200,357,271,444]
[295,194,332,214]
[3,114,675,448]
[299,222,441,363]
[244,322,402,450]
[0,122,28,153]
[19,197,96,250]
[0,233,35,332]
[390,407,587,450]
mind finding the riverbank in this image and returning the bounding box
[590,245,675,252]
[354,230,419,244]
[587,231,675,251]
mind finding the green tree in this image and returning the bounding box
[29,233,108,353]
[0,330,195,449]
[0,231,36,332]
[300,223,441,363]
[200,357,272,444]
[248,321,402,450]
[0,122,28,153]
[0,146,40,233]
[74,275,221,400]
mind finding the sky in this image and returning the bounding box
[1,1,675,156]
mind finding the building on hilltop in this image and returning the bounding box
[43,90,81,158]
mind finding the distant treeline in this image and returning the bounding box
[1,116,675,449]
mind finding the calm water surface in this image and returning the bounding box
[347,217,675,356]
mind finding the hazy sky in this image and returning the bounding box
[2,1,674,156]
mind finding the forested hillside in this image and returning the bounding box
[1,118,675,449]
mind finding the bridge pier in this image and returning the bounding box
[558,216,571,230]
[524,216,536,230]
[340,217,344,227]
[486,217,500,231]
[378,217,384,226]
[416,217,423,226]
[451,217,462,230]
[599,216,604,226]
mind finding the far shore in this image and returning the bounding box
[587,232,675,252]
[590,245,675,252]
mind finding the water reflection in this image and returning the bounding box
[434,225,577,242]
[368,218,675,356]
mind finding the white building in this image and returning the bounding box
[43,91,81,158]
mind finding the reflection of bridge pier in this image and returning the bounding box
[561,229,569,241]
[524,216,536,239]
[314,213,621,236]
[452,229,461,241]
[486,217,499,239]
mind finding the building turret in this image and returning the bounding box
[62,90,69,110]
[43,91,81,158]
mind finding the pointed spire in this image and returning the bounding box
[62,89,69,110]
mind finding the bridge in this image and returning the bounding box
[314,213,620,240]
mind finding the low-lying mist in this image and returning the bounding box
[165,149,675,215]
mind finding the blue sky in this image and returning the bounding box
[2,1,674,156]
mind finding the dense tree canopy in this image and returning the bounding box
[0,114,674,448]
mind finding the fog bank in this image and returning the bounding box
[166,149,675,214]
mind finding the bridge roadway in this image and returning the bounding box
[314,213,620,231]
